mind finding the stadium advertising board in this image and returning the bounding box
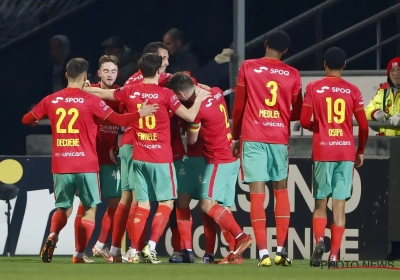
[0,157,389,260]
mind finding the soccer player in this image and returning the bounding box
[108,42,172,263]
[21,58,158,263]
[300,47,368,267]
[231,30,302,267]
[83,53,211,263]
[168,72,253,264]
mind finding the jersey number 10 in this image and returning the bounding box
[326,97,345,124]
[137,104,156,129]
[56,108,79,133]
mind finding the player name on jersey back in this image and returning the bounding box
[238,58,301,145]
[31,88,113,173]
[304,77,364,161]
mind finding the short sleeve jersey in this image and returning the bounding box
[237,57,301,145]
[303,76,365,161]
[31,88,113,173]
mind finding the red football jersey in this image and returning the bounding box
[192,87,235,163]
[114,83,182,163]
[119,70,172,146]
[237,58,301,145]
[91,83,121,165]
[170,113,186,161]
[303,76,365,161]
[31,88,113,173]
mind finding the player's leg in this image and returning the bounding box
[92,164,121,259]
[73,172,101,263]
[41,174,75,263]
[217,163,241,264]
[267,144,292,266]
[141,162,176,264]
[109,144,133,262]
[200,160,252,259]
[310,161,334,267]
[329,161,353,267]
[128,160,154,263]
[241,141,270,266]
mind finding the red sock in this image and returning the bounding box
[208,205,242,238]
[221,227,235,252]
[274,189,290,247]
[128,204,137,243]
[330,224,345,257]
[74,205,84,241]
[149,205,172,243]
[50,209,68,235]
[313,217,327,243]
[111,203,130,248]
[139,229,146,250]
[130,207,150,249]
[250,193,267,250]
[202,212,216,255]
[176,208,192,250]
[75,219,95,253]
[98,207,116,243]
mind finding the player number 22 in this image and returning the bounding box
[136,103,156,129]
[326,97,345,124]
[265,81,278,106]
[219,104,232,140]
[56,108,79,134]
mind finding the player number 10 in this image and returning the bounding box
[56,108,79,133]
[326,97,345,124]
[265,80,278,106]
[136,103,156,129]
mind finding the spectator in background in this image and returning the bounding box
[365,57,400,136]
[199,45,233,111]
[45,35,72,96]
[101,36,139,86]
[163,28,200,78]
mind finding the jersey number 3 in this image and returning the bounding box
[326,97,345,124]
[56,108,79,133]
[265,81,278,106]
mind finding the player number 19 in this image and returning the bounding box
[265,81,278,106]
[326,97,345,124]
[56,108,79,133]
[136,103,156,129]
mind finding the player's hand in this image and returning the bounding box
[139,99,159,117]
[373,110,387,122]
[31,120,39,127]
[84,80,91,87]
[231,140,240,158]
[389,114,400,126]
[109,146,119,164]
[194,88,212,102]
[198,84,211,90]
[355,153,364,168]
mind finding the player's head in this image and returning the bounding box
[97,55,119,88]
[324,47,346,71]
[167,72,197,103]
[138,53,163,79]
[142,42,169,73]
[163,28,184,55]
[264,30,290,56]
[65,58,89,86]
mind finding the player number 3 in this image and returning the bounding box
[56,108,79,133]
[326,97,345,124]
[137,103,156,129]
[265,81,278,106]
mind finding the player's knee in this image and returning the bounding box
[272,178,287,190]
[82,206,96,221]
[159,200,174,209]
[314,199,328,212]
[200,199,216,213]
[177,193,191,208]
[138,201,151,210]
[249,182,266,193]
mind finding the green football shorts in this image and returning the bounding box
[174,156,206,200]
[99,164,121,198]
[119,144,135,191]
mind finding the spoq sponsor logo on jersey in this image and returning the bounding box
[332,87,351,94]
[270,68,290,76]
[65,98,84,103]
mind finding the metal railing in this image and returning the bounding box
[283,2,400,69]
[245,0,345,50]
[0,0,98,52]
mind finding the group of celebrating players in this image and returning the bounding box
[21,30,369,268]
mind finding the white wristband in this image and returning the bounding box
[232,140,239,143]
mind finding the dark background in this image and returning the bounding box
[1,0,400,155]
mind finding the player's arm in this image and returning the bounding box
[173,88,211,122]
[355,109,369,154]
[21,97,48,126]
[290,88,303,121]
[83,86,117,101]
[186,123,200,145]
[231,64,247,141]
[299,84,314,131]
[364,90,386,121]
